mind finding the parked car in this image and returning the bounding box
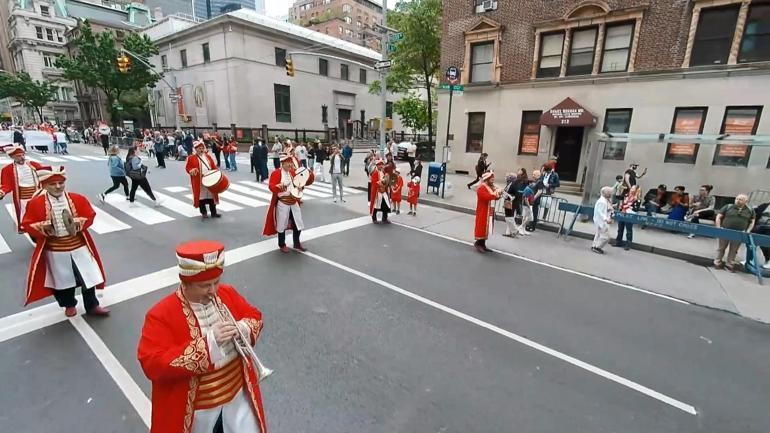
[25,131,53,153]
[396,141,416,160]
[0,130,15,153]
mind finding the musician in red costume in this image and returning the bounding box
[0,146,49,233]
[369,160,391,223]
[263,153,314,253]
[20,167,110,316]
[186,141,221,219]
[474,171,502,253]
[390,168,404,215]
[138,240,267,433]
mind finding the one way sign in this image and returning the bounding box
[374,60,392,70]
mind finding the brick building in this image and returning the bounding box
[439,0,770,197]
[288,0,383,50]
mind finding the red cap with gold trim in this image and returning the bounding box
[7,145,25,157]
[176,240,225,282]
[38,166,67,185]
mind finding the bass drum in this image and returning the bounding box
[201,169,230,195]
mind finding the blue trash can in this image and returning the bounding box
[427,162,444,194]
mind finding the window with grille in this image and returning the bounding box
[36,26,43,39]
[46,28,54,41]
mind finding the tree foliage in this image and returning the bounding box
[0,72,59,122]
[55,21,160,124]
[393,93,430,132]
[369,0,441,143]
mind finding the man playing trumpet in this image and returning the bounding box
[474,171,503,253]
[20,166,110,316]
[138,240,268,433]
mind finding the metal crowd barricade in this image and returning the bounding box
[536,194,568,233]
[749,189,770,208]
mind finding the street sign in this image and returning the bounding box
[387,43,397,53]
[374,60,392,70]
[389,32,404,43]
[439,84,464,91]
[446,66,460,84]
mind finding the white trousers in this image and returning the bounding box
[19,198,30,223]
[44,245,104,290]
[592,224,610,249]
[276,201,304,232]
[192,388,260,433]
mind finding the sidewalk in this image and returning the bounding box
[331,153,770,324]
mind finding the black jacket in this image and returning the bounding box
[316,148,327,163]
[252,142,268,161]
[13,130,24,144]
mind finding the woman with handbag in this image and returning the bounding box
[125,146,160,207]
[99,145,129,203]
[502,169,527,237]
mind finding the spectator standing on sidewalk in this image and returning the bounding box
[153,131,166,168]
[623,163,647,192]
[614,185,640,250]
[295,141,308,168]
[342,141,353,176]
[611,175,625,205]
[315,143,328,182]
[467,153,490,189]
[591,186,614,254]
[270,139,282,170]
[714,194,755,272]
[329,145,345,203]
[751,202,770,270]
[255,138,269,181]
[412,158,423,180]
[226,136,238,172]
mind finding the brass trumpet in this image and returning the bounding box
[209,296,274,382]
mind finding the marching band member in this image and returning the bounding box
[0,146,49,233]
[138,240,267,433]
[474,171,503,253]
[263,153,315,253]
[186,141,222,219]
[369,160,391,224]
[391,168,404,215]
[20,167,110,316]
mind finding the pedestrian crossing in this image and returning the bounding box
[0,180,362,255]
[0,153,109,164]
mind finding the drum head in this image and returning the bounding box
[201,170,222,187]
[293,167,309,188]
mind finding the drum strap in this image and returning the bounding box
[198,155,211,172]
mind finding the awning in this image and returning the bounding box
[540,97,596,127]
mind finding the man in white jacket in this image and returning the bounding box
[591,186,614,254]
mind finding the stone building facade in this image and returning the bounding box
[439,0,770,197]
[289,0,383,50]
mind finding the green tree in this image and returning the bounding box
[55,21,160,124]
[369,0,441,144]
[0,72,59,122]
[393,93,429,133]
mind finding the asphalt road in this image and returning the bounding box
[0,144,769,433]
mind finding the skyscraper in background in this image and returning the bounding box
[191,0,260,20]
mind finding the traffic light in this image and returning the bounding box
[285,58,295,77]
[117,54,131,73]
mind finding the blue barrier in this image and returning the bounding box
[557,201,770,284]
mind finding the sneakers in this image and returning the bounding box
[762,262,770,270]
[591,247,604,254]
[687,233,696,239]
[98,193,105,204]
[153,199,162,208]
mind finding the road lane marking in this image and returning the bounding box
[245,181,331,199]
[396,223,691,306]
[59,155,88,161]
[24,155,40,162]
[91,205,132,234]
[163,186,188,193]
[230,183,275,201]
[81,155,108,161]
[4,203,34,246]
[39,155,66,162]
[137,191,200,217]
[303,251,698,415]
[0,216,372,343]
[0,231,10,254]
[219,191,268,208]
[184,194,243,212]
[104,193,174,225]
[69,316,151,427]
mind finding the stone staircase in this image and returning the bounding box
[559,181,583,194]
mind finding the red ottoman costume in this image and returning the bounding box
[263,153,314,252]
[1,146,49,233]
[21,167,108,316]
[186,141,221,218]
[138,240,267,433]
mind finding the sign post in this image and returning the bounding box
[442,66,460,199]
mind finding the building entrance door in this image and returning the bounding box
[553,127,584,182]
[338,109,352,139]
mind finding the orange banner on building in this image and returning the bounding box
[520,133,539,154]
[668,143,697,156]
[718,144,748,157]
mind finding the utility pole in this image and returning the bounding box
[378,0,388,157]
[119,47,181,132]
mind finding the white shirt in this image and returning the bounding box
[295,145,307,160]
[332,155,342,174]
[191,301,239,369]
[16,162,35,187]
[278,169,292,197]
[593,196,612,227]
[48,194,71,237]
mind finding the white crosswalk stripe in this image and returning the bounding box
[230,183,276,201]
[4,203,34,246]
[0,231,10,255]
[82,156,108,161]
[38,155,66,162]
[59,155,89,162]
[164,186,188,193]
[219,191,268,208]
[184,194,243,212]
[91,205,132,234]
[137,191,200,217]
[103,193,174,225]
[246,181,331,198]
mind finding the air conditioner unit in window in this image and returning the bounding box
[483,0,495,11]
